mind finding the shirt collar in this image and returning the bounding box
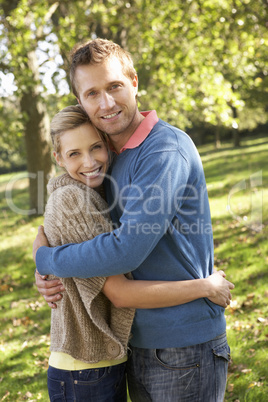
[109,110,159,154]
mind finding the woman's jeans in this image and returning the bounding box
[127,332,230,402]
[47,362,127,401]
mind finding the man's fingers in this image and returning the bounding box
[48,302,58,309]
[38,284,64,297]
[38,225,45,234]
[44,293,63,303]
[36,278,65,294]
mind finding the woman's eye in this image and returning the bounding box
[69,152,78,157]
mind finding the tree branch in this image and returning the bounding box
[36,2,60,39]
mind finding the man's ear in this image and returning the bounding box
[133,74,138,95]
[53,151,64,167]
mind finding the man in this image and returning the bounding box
[33,38,231,401]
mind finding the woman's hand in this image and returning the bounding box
[206,270,235,307]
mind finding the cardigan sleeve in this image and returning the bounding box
[44,184,113,293]
[44,184,113,246]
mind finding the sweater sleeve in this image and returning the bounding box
[44,184,113,290]
[37,141,200,278]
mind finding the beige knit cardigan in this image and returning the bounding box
[44,173,135,364]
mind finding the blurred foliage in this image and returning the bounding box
[0,0,267,173]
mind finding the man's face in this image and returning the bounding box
[75,57,140,144]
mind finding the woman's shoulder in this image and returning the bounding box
[46,174,110,217]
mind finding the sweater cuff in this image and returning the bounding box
[36,246,53,275]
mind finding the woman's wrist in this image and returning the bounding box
[201,277,215,299]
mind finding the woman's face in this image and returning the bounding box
[55,123,109,190]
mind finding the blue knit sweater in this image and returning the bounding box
[37,118,226,348]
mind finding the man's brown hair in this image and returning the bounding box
[69,38,136,98]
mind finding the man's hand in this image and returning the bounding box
[35,270,65,309]
[33,225,49,263]
[206,270,235,308]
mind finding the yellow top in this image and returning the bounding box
[49,351,128,371]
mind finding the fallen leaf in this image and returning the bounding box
[241,368,252,374]
[247,349,256,357]
[0,391,10,401]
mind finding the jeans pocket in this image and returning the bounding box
[47,376,66,402]
[212,342,230,401]
[154,347,200,371]
[75,367,108,383]
[212,342,231,362]
[154,348,200,398]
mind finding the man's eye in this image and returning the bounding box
[69,152,78,157]
[111,84,120,90]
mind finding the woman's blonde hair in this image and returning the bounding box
[50,105,108,154]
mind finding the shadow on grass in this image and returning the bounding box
[199,138,268,158]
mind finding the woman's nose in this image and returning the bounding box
[82,153,95,168]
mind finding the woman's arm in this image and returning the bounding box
[102,270,234,309]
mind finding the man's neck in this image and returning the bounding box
[110,112,145,153]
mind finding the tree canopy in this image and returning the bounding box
[0,0,267,212]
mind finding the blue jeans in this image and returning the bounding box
[47,362,127,401]
[127,332,230,402]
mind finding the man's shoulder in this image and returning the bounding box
[154,119,191,140]
[144,119,196,153]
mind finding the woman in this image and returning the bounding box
[44,105,234,401]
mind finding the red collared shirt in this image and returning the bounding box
[111,110,159,154]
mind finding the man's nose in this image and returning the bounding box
[99,92,116,109]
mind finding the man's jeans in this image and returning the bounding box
[127,332,230,402]
[47,362,127,401]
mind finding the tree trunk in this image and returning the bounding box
[231,105,240,147]
[232,127,240,148]
[20,51,53,215]
[215,126,221,149]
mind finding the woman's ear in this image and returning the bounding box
[53,151,64,167]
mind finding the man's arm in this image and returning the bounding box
[35,149,193,278]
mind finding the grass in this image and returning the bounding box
[0,135,267,401]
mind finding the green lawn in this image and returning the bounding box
[0,135,267,401]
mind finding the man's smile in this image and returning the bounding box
[102,111,121,120]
